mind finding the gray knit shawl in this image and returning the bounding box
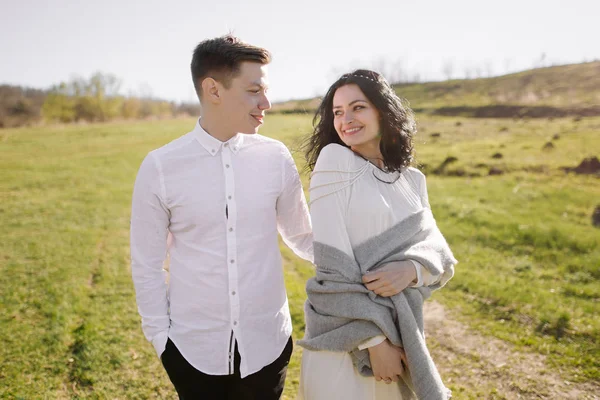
[298,208,456,400]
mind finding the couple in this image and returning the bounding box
[130,34,456,400]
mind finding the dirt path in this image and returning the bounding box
[424,301,599,400]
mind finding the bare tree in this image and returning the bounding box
[464,66,473,79]
[442,60,454,80]
[137,83,154,100]
[534,52,547,68]
[485,60,494,77]
[388,58,406,84]
[373,56,394,81]
[504,58,512,74]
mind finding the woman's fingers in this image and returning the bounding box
[380,375,399,384]
[364,276,388,291]
[399,348,408,374]
[362,271,380,283]
[364,263,416,296]
[369,340,405,384]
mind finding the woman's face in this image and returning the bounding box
[332,84,381,150]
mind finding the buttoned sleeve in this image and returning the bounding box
[130,152,171,357]
[276,145,314,263]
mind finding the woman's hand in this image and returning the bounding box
[367,339,407,384]
[362,260,417,297]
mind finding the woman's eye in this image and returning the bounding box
[354,105,364,111]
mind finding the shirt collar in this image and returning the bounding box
[193,118,244,156]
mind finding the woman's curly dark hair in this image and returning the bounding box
[303,69,416,172]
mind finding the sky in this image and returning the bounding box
[1,0,599,103]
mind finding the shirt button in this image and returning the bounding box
[233,321,238,325]
[211,149,215,153]
[231,291,236,295]
[228,195,232,200]
[224,143,229,147]
[225,164,230,168]
[229,228,233,232]
[230,259,235,264]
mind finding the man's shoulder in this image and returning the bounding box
[243,133,290,158]
[244,133,285,148]
[149,131,196,160]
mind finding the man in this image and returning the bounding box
[130,35,313,399]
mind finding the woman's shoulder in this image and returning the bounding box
[403,166,427,191]
[314,143,361,172]
[405,166,426,179]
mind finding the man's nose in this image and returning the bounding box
[258,93,271,110]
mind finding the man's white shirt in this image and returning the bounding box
[130,120,313,378]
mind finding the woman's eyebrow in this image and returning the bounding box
[333,99,368,109]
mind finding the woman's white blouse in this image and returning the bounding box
[309,143,437,286]
[298,143,439,400]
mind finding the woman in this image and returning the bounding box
[298,70,456,400]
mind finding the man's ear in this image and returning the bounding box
[201,77,221,104]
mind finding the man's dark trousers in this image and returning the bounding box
[161,336,293,399]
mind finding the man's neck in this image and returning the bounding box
[200,113,237,142]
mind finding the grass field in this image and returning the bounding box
[1,114,598,399]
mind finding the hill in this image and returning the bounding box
[272,61,600,118]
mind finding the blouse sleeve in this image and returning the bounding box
[309,144,358,258]
[411,167,431,209]
[406,168,440,286]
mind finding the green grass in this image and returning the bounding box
[1,115,598,398]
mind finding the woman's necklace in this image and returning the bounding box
[351,150,401,184]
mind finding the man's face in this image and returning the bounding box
[219,61,271,134]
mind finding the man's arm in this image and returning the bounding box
[130,152,171,357]
[275,146,313,263]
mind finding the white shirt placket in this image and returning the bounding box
[222,142,240,373]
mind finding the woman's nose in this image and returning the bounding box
[343,111,354,124]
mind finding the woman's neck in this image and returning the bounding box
[351,142,384,169]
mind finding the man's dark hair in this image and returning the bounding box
[191,34,271,99]
[304,69,417,173]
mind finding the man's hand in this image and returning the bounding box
[362,261,417,297]
[367,339,407,384]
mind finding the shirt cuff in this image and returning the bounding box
[408,260,441,287]
[358,335,386,350]
[408,259,424,287]
[151,330,169,358]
